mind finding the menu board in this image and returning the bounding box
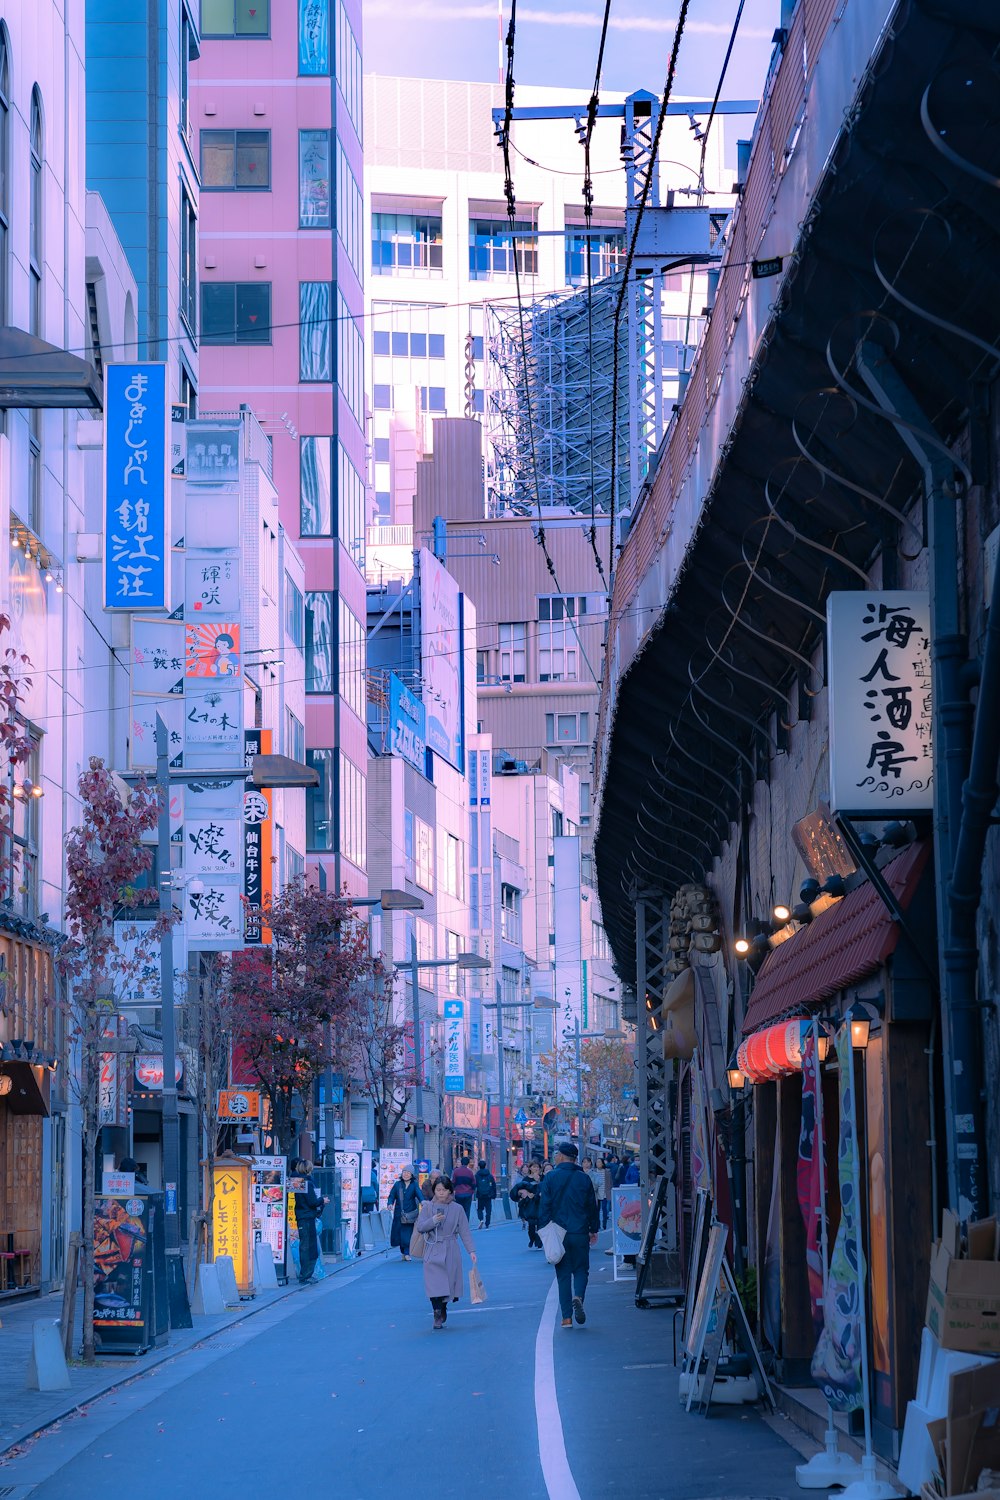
[377,1149,413,1211]
[335,1151,361,1251]
[252,1156,288,1279]
[93,1194,153,1354]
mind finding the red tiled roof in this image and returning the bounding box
[741,841,931,1035]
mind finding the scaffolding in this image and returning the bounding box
[485,274,630,518]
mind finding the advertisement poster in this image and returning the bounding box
[252,1156,287,1275]
[92,1195,151,1351]
[419,548,464,771]
[377,1148,413,1211]
[335,1150,361,1250]
[611,1186,642,1257]
[212,1159,252,1292]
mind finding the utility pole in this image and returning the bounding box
[494,978,508,1187]
[410,931,425,1163]
[155,714,191,1329]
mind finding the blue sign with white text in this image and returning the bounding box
[388,673,427,772]
[104,363,168,610]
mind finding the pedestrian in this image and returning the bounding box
[583,1157,606,1231]
[290,1159,326,1285]
[622,1157,640,1185]
[422,1168,441,1200]
[473,1159,497,1228]
[599,1157,613,1229]
[118,1155,149,1186]
[511,1160,542,1248]
[415,1175,478,1330]
[387,1165,423,1261]
[452,1155,477,1220]
[537,1142,599,1329]
[541,1161,554,1177]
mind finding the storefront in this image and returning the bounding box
[0,931,60,1296]
[739,841,936,1447]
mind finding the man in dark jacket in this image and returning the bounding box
[452,1156,477,1219]
[290,1159,326,1284]
[473,1160,497,1229]
[537,1142,600,1328]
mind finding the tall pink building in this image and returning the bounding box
[193,0,367,893]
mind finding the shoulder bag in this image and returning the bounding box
[539,1176,574,1265]
[409,1220,427,1259]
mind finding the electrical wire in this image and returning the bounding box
[582,0,613,591]
[607,0,693,579]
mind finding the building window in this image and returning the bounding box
[300,435,332,536]
[337,596,365,721]
[201,282,271,344]
[537,595,604,683]
[337,289,364,426]
[338,753,366,870]
[284,578,304,650]
[306,748,335,851]
[201,0,269,36]
[476,651,488,684]
[305,591,334,693]
[201,130,270,190]
[500,884,521,945]
[298,0,329,73]
[441,832,464,900]
[336,441,365,561]
[298,130,330,227]
[592,920,609,961]
[501,965,522,1033]
[28,414,41,532]
[179,7,195,149]
[286,844,305,882]
[498,623,526,683]
[372,213,443,275]
[580,780,592,827]
[373,384,391,410]
[29,89,42,336]
[300,282,332,382]
[285,709,305,764]
[180,187,197,331]
[0,27,10,328]
[469,218,537,281]
[419,387,446,412]
[335,0,362,139]
[545,712,590,746]
[10,732,40,919]
[564,225,625,286]
[414,816,434,893]
[336,140,363,282]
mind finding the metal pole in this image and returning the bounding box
[574,1019,584,1156]
[155,714,191,1328]
[409,932,425,1163]
[495,979,509,1187]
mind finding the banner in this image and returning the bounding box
[388,673,426,770]
[811,1027,864,1411]
[827,590,932,814]
[443,999,465,1093]
[797,1027,825,1342]
[377,1148,413,1210]
[689,1052,712,1194]
[243,729,273,944]
[611,1185,642,1257]
[104,363,169,610]
[335,1150,361,1249]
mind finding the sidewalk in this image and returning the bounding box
[0,1248,382,1461]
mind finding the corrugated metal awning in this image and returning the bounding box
[741,841,931,1035]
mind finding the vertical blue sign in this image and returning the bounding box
[298,0,329,74]
[104,363,169,610]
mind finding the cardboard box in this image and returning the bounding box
[926,1241,1000,1353]
[946,1362,1000,1496]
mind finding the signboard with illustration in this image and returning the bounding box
[377,1148,413,1211]
[335,1150,361,1250]
[251,1156,287,1277]
[104,363,169,610]
[93,1194,153,1353]
[211,1158,253,1293]
[611,1185,642,1257]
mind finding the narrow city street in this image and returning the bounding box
[0,1224,802,1500]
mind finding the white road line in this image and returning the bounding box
[534,1280,582,1500]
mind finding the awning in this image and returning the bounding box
[0,326,102,409]
[0,1061,51,1116]
[741,841,931,1036]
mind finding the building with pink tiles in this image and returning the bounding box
[192,0,367,893]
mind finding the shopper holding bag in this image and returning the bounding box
[387,1165,422,1262]
[537,1143,599,1330]
[415,1175,478,1330]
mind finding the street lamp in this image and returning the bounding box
[350,889,425,912]
[391,945,489,1160]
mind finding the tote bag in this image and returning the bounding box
[409,1225,427,1260]
[539,1176,573,1264]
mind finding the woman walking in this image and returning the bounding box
[387,1165,422,1261]
[511,1161,542,1249]
[415,1175,477,1329]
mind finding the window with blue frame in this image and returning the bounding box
[306,748,335,850]
[299,130,331,227]
[305,591,334,692]
[564,226,625,285]
[300,436,333,536]
[335,0,362,138]
[337,289,364,425]
[372,213,443,275]
[203,0,269,35]
[336,140,363,281]
[469,218,537,280]
[338,753,366,870]
[300,281,332,381]
[336,442,365,561]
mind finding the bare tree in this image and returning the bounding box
[344,966,411,1148]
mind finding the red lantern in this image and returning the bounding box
[737,1018,811,1083]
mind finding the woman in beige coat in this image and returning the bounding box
[415,1176,477,1330]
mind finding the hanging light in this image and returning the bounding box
[847,1000,871,1050]
[773,902,791,923]
[816,1025,831,1063]
[11,533,19,549]
[734,936,750,956]
[726,1048,747,1092]
[45,569,53,583]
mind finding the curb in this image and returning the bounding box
[0,1247,386,1462]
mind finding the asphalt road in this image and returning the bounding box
[0,1220,804,1499]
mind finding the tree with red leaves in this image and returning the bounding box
[222,880,380,1153]
[60,758,164,1363]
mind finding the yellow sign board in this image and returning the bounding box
[211,1158,253,1293]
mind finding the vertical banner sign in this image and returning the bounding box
[797,1028,825,1343]
[827,591,932,814]
[251,1156,287,1274]
[335,1150,361,1250]
[212,1159,253,1293]
[810,1028,864,1411]
[443,999,466,1093]
[377,1148,413,1210]
[98,1016,128,1128]
[104,363,169,610]
[419,549,464,771]
[243,729,273,944]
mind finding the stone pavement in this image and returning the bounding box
[0,1248,376,1460]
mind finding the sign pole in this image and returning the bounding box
[410,933,425,1163]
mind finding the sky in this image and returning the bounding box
[362,0,779,106]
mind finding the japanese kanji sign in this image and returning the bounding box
[185,816,241,875]
[185,621,241,679]
[185,557,240,617]
[104,363,169,610]
[443,999,466,1094]
[243,729,273,945]
[182,878,242,946]
[827,590,933,815]
[131,619,185,696]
